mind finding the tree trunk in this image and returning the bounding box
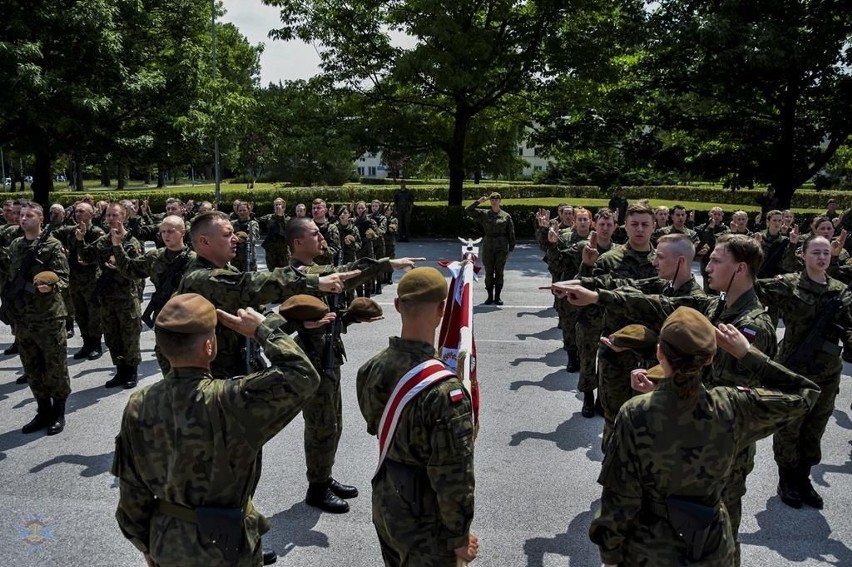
[100,164,111,187]
[32,148,54,207]
[117,164,127,190]
[447,109,471,206]
[157,168,166,188]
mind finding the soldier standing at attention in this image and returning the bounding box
[309,198,341,265]
[52,201,105,361]
[0,199,23,357]
[755,235,852,509]
[466,192,515,305]
[233,202,260,272]
[651,204,698,247]
[382,204,399,284]
[77,202,144,390]
[393,181,414,242]
[369,199,388,294]
[695,207,729,293]
[259,198,290,270]
[112,293,321,567]
[285,216,423,514]
[1,202,71,434]
[588,308,820,567]
[356,267,478,567]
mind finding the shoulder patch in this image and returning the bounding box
[741,327,757,342]
[736,385,751,392]
[449,388,465,403]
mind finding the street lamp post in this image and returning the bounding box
[211,0,221,204]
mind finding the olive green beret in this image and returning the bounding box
[659,306,716,356]
[278,294,329,321]
[489,192,502,200]
[33,271,59,286]
[646,364,666,382]
[344,297,383,324]
[235,231,248,240]
[155,293,217,334]
[610,324,658,350]
[397,267,448,303]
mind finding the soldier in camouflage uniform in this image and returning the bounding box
[332,205,362,305]
[77,202,144,389]
[1,202,71,435]
[112,293,320,567]
[382,204,399,284]
[233,202,260,273]
[52,202,105,361]
[357,267,478,567]
[370,199,388,294]
[561,233,776,566]
[755,235,852,510]
[588,308,820,567]
[285,216,422,513]
[0,199,24,357]
[111,216,196,375]
[466,192,515,305]
[310,198,341,266]
[694,207,730,293]
[352,200,379,298]
[259,198,290,270]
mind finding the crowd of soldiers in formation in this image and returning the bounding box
[534,194,852,565]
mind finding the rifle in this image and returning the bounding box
[141,249,191,328]
[0,229,52,324]
[242,225,266,374]
[784,291,845,374]
[323,245,344,378]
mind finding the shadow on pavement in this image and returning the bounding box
[740,497,852,564]
[264,501,327,559]
[515,307,557,320]
[509,346,564,370]
[832,408,852,431]
[515,326,561,342]
[523,499,600,567]
[30,452,113,477]
[812,440,852,487]
[509,368,574,393]
[509,416,604,462]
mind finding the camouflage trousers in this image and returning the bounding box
[18,319,70,399]
[773,371,841,468]
[264,243,290,271]
[598,347,639,448]
[575,322,602,393]
[302,366,343,483]
[724,442,756,567]
[373,237,386,290]
[70,281,102,340]
[99,299,142,366]
[481,242,509,289]
[372,470,457,567]
[556,298,579,351]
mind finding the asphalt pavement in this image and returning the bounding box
[0,239,850,566]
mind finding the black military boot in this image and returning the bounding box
[777,466,803,509]
[581,391,596,418]
[566,347,581,373]
[306,482,350,513]
[123,365,139,389]
[15,374,28,384]
[46,398,66,436]
[73,338,93,360]
[3,341,19,356]
[494,285,504,306]
[484,286,494,305]
[22,398,53,434]
[328,478,359,499]
[66,319,75,339]
[88,338,103,360]
[262,547,277,565]
[105,365,126,388]
[798,464,824,509]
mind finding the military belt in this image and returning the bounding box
[156,497,254,523]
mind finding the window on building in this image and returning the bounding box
[368,166,377,177]
[534,165,543,172]
[357,166,365,176]
[518,147,524,156]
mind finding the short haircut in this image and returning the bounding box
[767,209,782,219]
[21,201,44,216]
[285,217,315,248]
[810,215,833,232]
[657,233,695,263]
[155,327,213,361]
[595,208,615,221]
[671,205,687,214]
[190,211,230,241]
[716,233,763,277]
[574,207,592,219]
[626,203,654,218]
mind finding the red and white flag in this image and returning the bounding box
[437,259,479,427]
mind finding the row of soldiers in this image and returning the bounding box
[534,201,852,566]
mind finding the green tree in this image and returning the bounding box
[265,0,566,205]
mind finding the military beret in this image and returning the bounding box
[489,192,502,200]
[366,228,377,239]
[397,267,448,303]
[646,364,666,382]
[155,293,217,334]
[610,324,658,350]
[33,271,59,286]
[278,294,329,321]
[235,231,248,240]
[659,306,716,356]
[344,297,383,324]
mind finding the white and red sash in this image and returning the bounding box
[374,359,456,477]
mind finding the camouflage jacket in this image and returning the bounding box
[113,244,196,291]
[354,213,379,259]
[590,347,820,566]
[232,218,260,272]
[465,204,516,250]
[544,228,589,279]
[52,224,105,283]
[314,218,341,265]
[650,224,699,247]
[756,230,789,278]
[586,243,657,335]
[2,233,69,320]
[259,213,289,251]
[334,221,362,264]
[596,287,776,388]
[78,230,143,301]
[112,315,320,565]
[356,337,475,551]
[176,256,320,378]
[756,272,852,379]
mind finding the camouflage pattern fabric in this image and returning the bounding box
[357,337,475,567]
[259,213,290,270]
[590,347,820,567]
[54,224,105,342]
[313,219,341,266]
[756,273,852,469]
[112,315,320,567]
[650,224,699,247]
[465,204,516,290]
[232,218,260,272]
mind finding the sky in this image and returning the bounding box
[220,0,323,85]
